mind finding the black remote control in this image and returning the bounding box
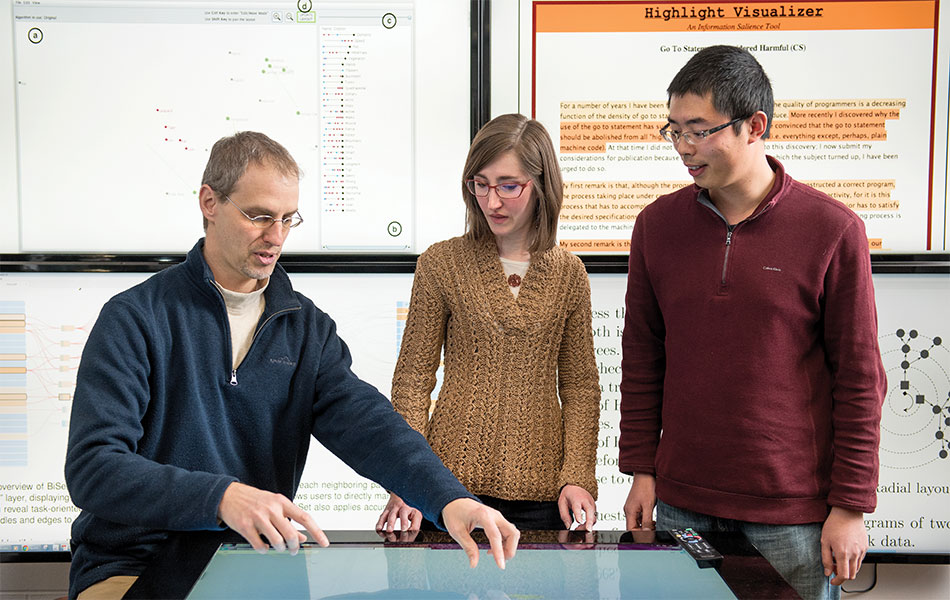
[670,528,723,568]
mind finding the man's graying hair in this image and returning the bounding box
[201,131,300,229]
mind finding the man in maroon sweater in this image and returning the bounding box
[619,45,886,599]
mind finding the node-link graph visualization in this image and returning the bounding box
[879,328,949,467]
[867,274,949,554]
[11,1,414,253]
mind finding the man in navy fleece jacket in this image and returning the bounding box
[65,131,518,600]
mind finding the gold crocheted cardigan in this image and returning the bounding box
[392,236,600,501]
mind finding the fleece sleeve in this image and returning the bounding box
[306,312,474,526]
[64,298,236,531]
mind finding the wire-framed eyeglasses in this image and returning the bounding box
[659,115,750,145]
[465,179,530,199]
[220,192,303,230]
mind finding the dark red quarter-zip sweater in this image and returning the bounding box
[619,157,886,524]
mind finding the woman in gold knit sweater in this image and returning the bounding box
[376,114,601,531]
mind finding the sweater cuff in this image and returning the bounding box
[617,461,655,477]
[430,492,481,531]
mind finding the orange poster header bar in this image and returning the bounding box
[535,1,936,33]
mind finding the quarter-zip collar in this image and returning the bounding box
[691,156,786,292]
[694,155,785,225]
[184,238,302,318]
[183,239,302,386]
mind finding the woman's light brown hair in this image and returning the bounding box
[461,114,562,255]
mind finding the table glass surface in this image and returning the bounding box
[185,543,737,599]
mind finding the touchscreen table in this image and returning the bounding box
[186,543,735,599]
[123,530,798,600]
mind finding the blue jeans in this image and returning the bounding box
[657,500,838,600]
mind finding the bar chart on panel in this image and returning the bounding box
[0,274,149,550]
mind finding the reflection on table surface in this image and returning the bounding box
[124,530,798,600]
[186,530,736,600]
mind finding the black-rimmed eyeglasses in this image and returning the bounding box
[659,115,750,145]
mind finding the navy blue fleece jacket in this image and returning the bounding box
[64,239,474,598]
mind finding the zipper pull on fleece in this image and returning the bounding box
[230,370,238,386]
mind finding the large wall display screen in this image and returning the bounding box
[1,271,947,558]
[518,1,950,252]
[0,0,470,254]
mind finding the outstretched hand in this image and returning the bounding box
[441,498,520,569]
[375,492,423,532]
[218,481,328,554]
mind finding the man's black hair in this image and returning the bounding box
[668,45,774,139]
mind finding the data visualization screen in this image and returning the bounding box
[186,544,736,600]
[508,0,950,252]
[2,271,948,558]
[3,0,469,253]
